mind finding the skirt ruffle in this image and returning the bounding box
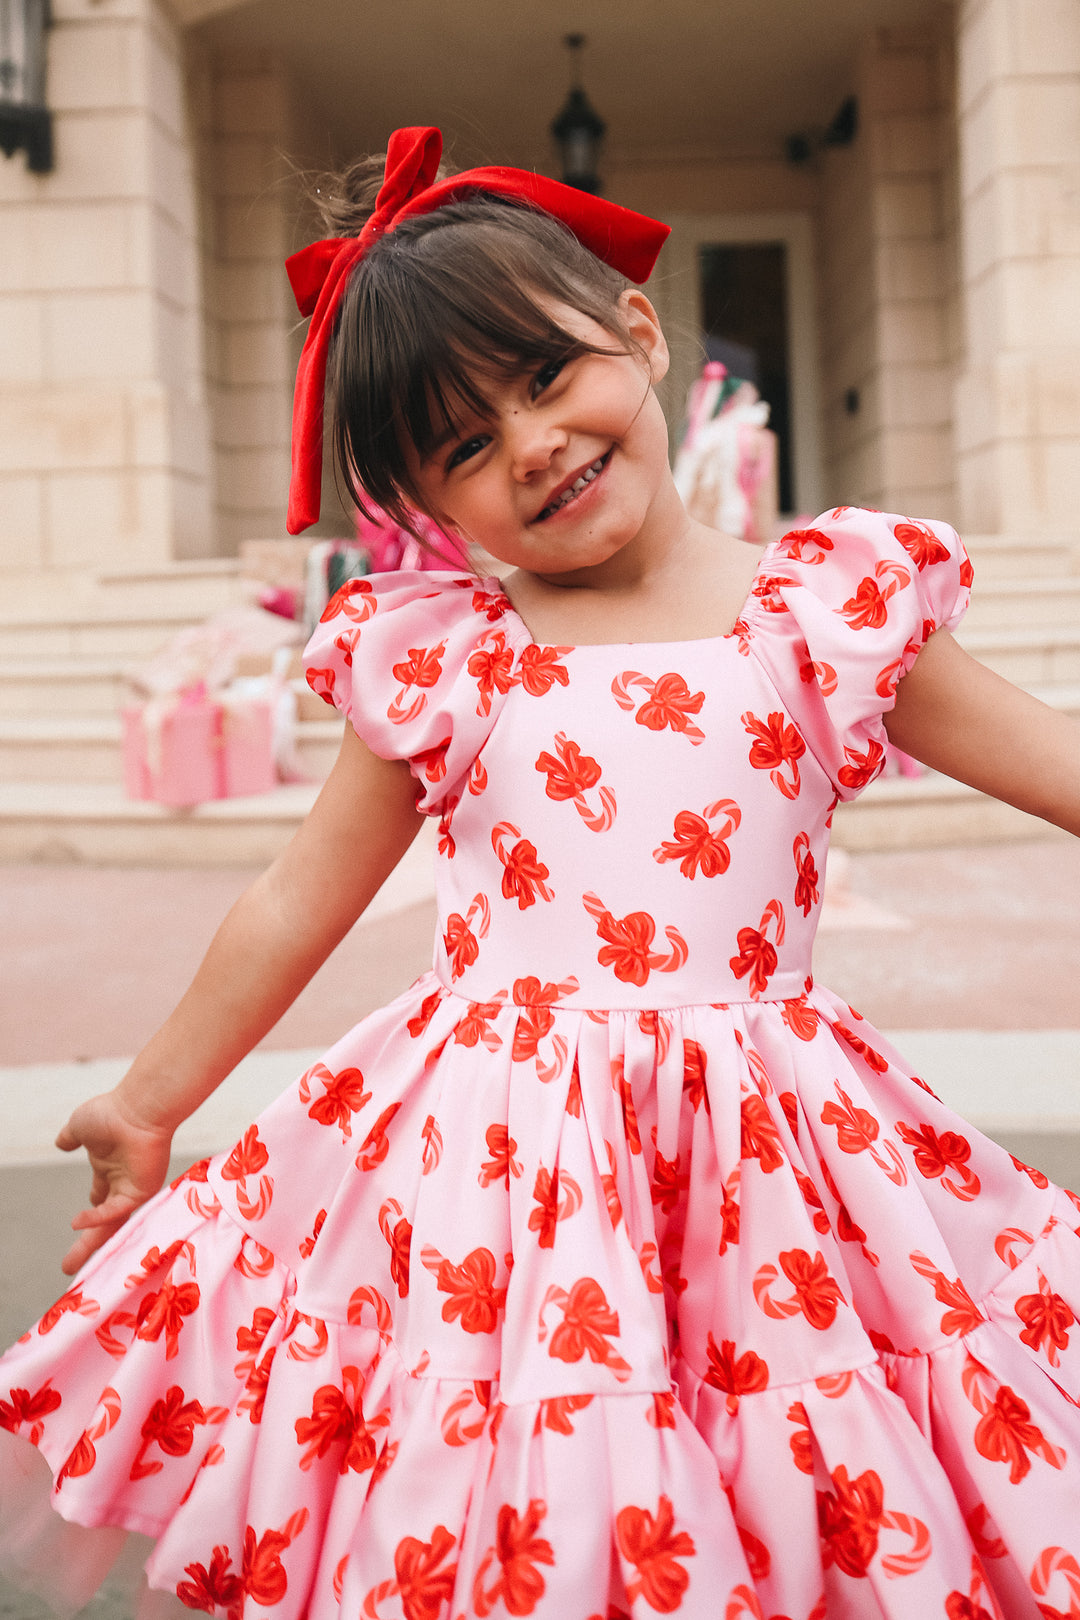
[4,978,1080,1616]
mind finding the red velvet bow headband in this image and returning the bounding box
[284,125,671,534]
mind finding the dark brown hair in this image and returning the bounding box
[318,173,635,535]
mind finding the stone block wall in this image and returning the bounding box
[0,0,213,579]
[817,24,959,523]
[954,0,1080,534]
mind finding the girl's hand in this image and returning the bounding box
[55,1091,174,1276]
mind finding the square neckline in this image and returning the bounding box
[490,537,782,652]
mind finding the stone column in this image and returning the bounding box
[0,0,213,582]
[195,50,300,551]
[818,24,957,522]
[954,0,1080,534]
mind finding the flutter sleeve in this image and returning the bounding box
[748,507,973,801]
[303,571,529,814]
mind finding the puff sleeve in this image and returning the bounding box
[303,571,530,814]
[747,508,973,801]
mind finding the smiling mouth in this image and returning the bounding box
[535,452,610,522]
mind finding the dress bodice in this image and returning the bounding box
[304,507,971,1011]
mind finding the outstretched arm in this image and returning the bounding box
[56,726,423,1272]
[884,628,1080,837]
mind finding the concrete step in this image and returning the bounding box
[94,559,246,618]
[831,770,1071,852]
[956,625,1080,685]
[0,781,321,865]
[963,534,1078,580]
[962,576,1080,632]
[0,758,1068,864]
[0,658,130,716]
[0,613,221,663]
[3,680,1078,790]
[0,712,344,785]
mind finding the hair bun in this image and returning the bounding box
[311,151,450,238]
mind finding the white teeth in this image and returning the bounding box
[539,458,606,520]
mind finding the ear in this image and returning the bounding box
[617,288,669,384]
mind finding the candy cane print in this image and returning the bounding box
[234,1236,275,1279]
[961,1354,997,1416]
[177,1443,226,1507]
[958,1553,1005,1619]
[879,1510,931,1577]
[466,890,491,938]
[638,1241,664,1295]
[1032,1547,1080,1616]
[346,1285,393,1335]
[992,1225,1035,1267]
[536,1034,568,1085]
[814,1371,854,1398]
[577,781,616,831]
[547,731,617,829]
[734,1028,773,1098]
[491,821,554,905]
[870,1138,908,1187]
[94,1309,138,1360]
[966,1505,1007,1561]
[235,1173,274,1222]
[125,1238,197,1289]
[761,898,785,946]
[421,1114,443,1174]
[440,1383,490,1446]
[184,1182,221,1219]
[875,634,921,700]
[333,577,376,624]
[284,1310,329,1362]
[387,688,426,725]
[611,670,706,744]
[56,1386,123,1482]
[724,1584,765,1620]
[799,656,838,696]
[752,1263,803,1321]
[612,670,648,710]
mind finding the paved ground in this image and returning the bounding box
[0,835,1078,1616]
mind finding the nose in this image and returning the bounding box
[506,409,568,481]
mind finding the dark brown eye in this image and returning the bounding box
[533,357,567,395]
[447,435,490,470]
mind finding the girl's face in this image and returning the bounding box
[404,290,676,583]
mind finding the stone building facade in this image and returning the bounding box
[1,0,1078,611]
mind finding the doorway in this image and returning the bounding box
[653,213,822,520]
[699,242,794,515]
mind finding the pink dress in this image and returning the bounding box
[3,508,1080,1620]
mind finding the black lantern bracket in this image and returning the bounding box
[551,32,606,195]
[0,0,54,174]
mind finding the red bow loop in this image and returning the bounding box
[286,238,349,318]
[375,125,443,222]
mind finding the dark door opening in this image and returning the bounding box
[699,242,794,514]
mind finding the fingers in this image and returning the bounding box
[70,1194,138,1233]
[62,1194,139,1276]
[61,1220,124,1277]
[54,1121,81,1153]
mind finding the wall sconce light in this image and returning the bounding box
[0,0,53,173]
[785,96,858,167]
[550,33,606,195]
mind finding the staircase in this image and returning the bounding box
[1,538,1078,864]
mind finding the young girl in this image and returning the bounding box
[2,125,1080,1620]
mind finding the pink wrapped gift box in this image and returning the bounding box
[121,687,276,807]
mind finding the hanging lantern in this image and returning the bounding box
[0,0,53,173]
[550,33,606,195]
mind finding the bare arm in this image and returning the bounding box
[56,726,423,1271]
[884,629,1080,837]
